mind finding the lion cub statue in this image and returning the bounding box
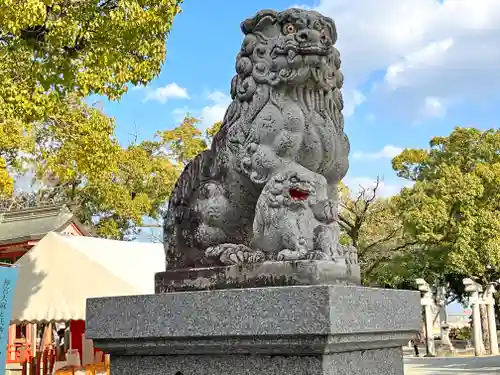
[252,165,342,261]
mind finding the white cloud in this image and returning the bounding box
[170,91,231,132]
[384,38,455,90]
[343,89,366,117]
[352,145,403,161]
[199,91,231,131]
[144,83,190,103]
[307,0,500,118]
[344,176,411,198]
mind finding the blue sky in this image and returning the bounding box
[101,0,500,198]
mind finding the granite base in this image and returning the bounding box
[110,349,405,375]
[86,285,420,375]
[155,260,361,293]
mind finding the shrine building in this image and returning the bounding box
[0,203,91,367]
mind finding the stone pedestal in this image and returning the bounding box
[155,260,361,293]
[86,284,419,375]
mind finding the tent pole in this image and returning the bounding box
[68,320,71,350]
[31,323,37,359]
[29,323,37,375]
[66,321,70,354]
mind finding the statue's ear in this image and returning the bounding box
[322,16,337,44]
[241,10,280,40]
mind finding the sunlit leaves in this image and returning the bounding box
[392,149,428,181]
[157,115,208,166]
[392,127,500,280]
[0,0,182,97]
[206,120,221,141]
[83,117,223,239]
[0,0,182,196]
[30,114,224,240]
[85,141,179,238]
[36,96,121,185]
[0,157,13,198]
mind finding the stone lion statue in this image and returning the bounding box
[252,165,341,261]
[163,8,350,269]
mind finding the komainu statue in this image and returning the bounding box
[252,166,342,262]
[163,8,350,270]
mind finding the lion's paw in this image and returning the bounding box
[306,250,332,261]
[312,199,338,224]
[206,243,265,265]
[277,248,308,261]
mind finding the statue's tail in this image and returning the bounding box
[163,150,213,268]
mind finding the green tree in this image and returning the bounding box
[33,95,121,189]
[0,0,182,195]
[338,178,415,285]
[206,120,222,141]
[32,112,203,239]
[392,127,500,284]
[81,140,180,239]
[0,0,182,97]
[393,127,500,353]
[18,114,224,240]
[157,115,208,166]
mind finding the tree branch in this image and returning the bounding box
[362,240,419,277]
[361,226,401,254]
[338,212,355,232]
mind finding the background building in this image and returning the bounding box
[0,201,90,368]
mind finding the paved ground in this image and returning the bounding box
[404,356,500,374]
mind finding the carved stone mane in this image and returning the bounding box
[213,8,345,170]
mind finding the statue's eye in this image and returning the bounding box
[283,23,296,35]
[313,21,322,30]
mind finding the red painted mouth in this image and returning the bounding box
[289,188,309,200]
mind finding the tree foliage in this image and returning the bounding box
[0,0,183,195]
[338,178,415,285]
[392,127,500,289]
[10,112,223,240]
[206,120,221,141]
[34,95,120,187]
[157,115,208,166]
[41,114,209,239]
[0,0,182,97]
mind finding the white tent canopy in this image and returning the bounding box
[11,232,164,323]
